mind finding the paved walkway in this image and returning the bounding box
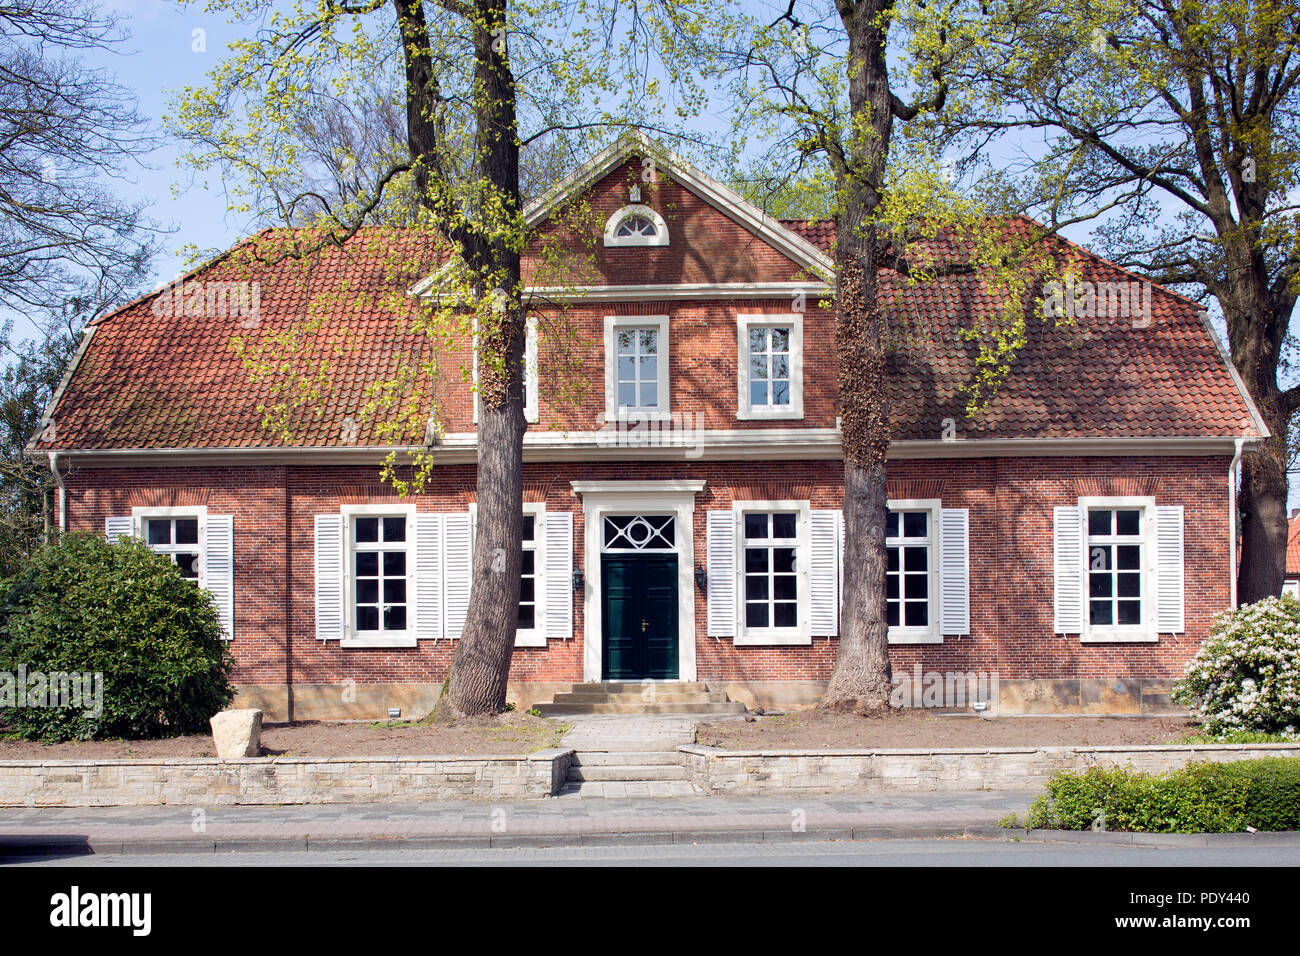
[559,715,699,753]
[0,791,1032,857]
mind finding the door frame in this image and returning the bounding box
[572,480,703,682]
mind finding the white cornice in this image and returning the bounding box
[42,431,1264,468]
[524,282,830,304]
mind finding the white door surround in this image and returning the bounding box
[571,480,705,682]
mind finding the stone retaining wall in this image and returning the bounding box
[0,749,574,807]
[677,743,1300,795]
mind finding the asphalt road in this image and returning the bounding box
[6,837,1299,866]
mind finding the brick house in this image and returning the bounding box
[29,134,1267,719]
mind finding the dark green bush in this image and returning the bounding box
[0,532,234,741]
[1023,758,1300,833]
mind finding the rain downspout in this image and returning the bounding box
[48,452,66,534]
[1229,438,1244,608]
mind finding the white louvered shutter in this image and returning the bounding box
[544,510,574,639]
[442,511,472,640]
[1156,505,1185,633]
[939,508,970,636]
[810,510,839,636]
[205,515,235,640]
[416,513,443,641]
[1053,506,1085,633]
[706,510,737,637]
[314,514,344,641]
[105,516,133,543]
[836,510,844,628]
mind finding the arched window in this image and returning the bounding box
[603,204,669,247]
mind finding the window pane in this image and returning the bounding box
[1089,573,1112,597]
[749,354,767,379]
[382,517,405,542]
[519,578,535,603]
[903,546,927,571]
[771,380,790,405]
[774,602,797,628]
[1117,600,1141,625]
[385,606,407,631]
[1115,510,1141,536]
[1088,510,1111,536]
[175,519,199,545]
[771,353,789,379]
[147,519,171,546]
[773,547,796,573]
[887,602,900,627]
[887,547,899,572]
[1117,573,1141,598]
[638,354,657,378]
[1089,600,1112,626]
[355,517,379,543]
[748,328,766,352]
[1117,545,1140,570]
[176,553,199,579]
[356,579,379,604]
[383,551,406,576]
[384,579,406,605]
[617,356,635,380]
[774,576,797,600]
[1090,546,1112,571]
[617,329,633,351]
[355,551,379,576]
[744,514,768,539]
[772,513,797,538]
[745,575,769,600]
[886,574,899,599]
[639,329,657,353]
[518,605,535,630]
[640,382,658,408]
[903,512,927,537]
[750,381,768,406]
[521,550,535,574]
[522,515,535,540]
[904,603,928,627]
[904,574,928,599]
[618,382,636,406]
[745,603,768,628]
[886,512,899,538]
[357,605,379,631]
[770,328,789,352]
[744,548,768,573]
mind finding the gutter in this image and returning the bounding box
[1229,437,1244,608]
[48,452,66,534]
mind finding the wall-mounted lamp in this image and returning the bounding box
[572,568,585,592]
[694,565,707,592]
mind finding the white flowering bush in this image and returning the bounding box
[1174,596,1300,739]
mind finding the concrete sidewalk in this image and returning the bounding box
[0,791,1030,857]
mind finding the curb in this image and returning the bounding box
[1010,828,1300,847]
[0,824,1009,858]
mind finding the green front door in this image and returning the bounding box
[601,554,679,680]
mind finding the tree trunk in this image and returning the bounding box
[427,0,527,717]
[1238,426,1288,604]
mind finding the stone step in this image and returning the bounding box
[555,780,699,798]
[563,682,712,694]
[566,764,689,783]
[572,751,683,766]
[535,701,745,716]
[549,691,730,704]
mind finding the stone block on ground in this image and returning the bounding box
[210,709,263,758]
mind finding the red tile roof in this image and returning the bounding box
[1287,515,1300,577]
[35,218,1262,451]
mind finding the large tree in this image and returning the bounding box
[927,0,1300,602]
[171,0,710,716]
[693,2,1037,713]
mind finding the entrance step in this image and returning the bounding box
[535,700,745,716]
[555,780,698,798]
[557,751,698,797]
[567,764,689,783]
[570,750,683,766]
[534,681,747,717]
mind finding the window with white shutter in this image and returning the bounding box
[1071,497,1160,643]
[442,511,472,641]
[416,513,443,641]
[544,510,574,640]
[939,508,970,637]
[810,509,838,636]
[314,514,344,642]
[205,515,235,640]
[732,501,812,646]
[1053,505,1084,633]
[1155,505,1185,633]
[886,499,942,645]
[706,510,737,637]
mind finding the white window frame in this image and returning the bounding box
[133,505,207,586]
[1079,495,1157,644]
[473,315,539,425]
[736,314,804,421]
[469,501,547,647]
[604,314,670,421]
[341,503,417,648]
[733,499,812,646]
[886,498,941,645]
[602,204,669,247]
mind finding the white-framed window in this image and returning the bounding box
[604,314,670,421]
[342,503,416,648]
[886,499,941,644]
[603,204,669,247]
[473,315,538,424]
[134,505,207,584]
[734,500,811,645]
[469,501,547,646]
[737,314,804,420]
[1080,496,1154,642]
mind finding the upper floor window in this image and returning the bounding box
[737,314,804,420]
[604,314,670,420]
[603,204,669,247]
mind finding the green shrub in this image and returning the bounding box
[1025,758,1300,833]
[1173,595,1300,738]
[0,532,234,741]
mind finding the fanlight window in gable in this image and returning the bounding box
[603,204,669,247]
